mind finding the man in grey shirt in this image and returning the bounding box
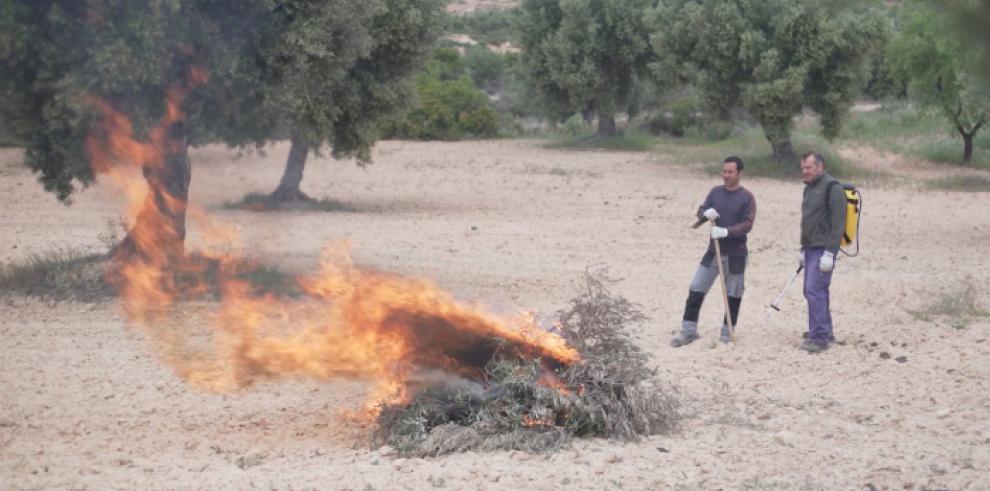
[672,156,757,347]
[798,152,847,353]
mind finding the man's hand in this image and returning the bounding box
[703,208,719,221]
[711,226,728,239]
[799,250,805,268]
[819,251,835,273]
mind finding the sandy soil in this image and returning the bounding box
[1,139,989,490]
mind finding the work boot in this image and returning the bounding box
[799,339,828,354]
[719,324,732,344]
[802,332,836,342]
[671,331,699,347]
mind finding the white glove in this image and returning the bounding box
[711,226,728,239]
[703,208,719,221]
[799,251,805,268]
[819,251,835,273]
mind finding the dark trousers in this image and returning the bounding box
[803,247,834,344]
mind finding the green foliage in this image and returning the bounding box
[640,95,733,141]
[841,102,990,168]
[887,0,989,163]
[652,0,889,160]
[445,8,518,46]
[491,56,546,120]
[243,0,445,163]
[517,0,658,133]
[684,120,734,142]
[423,47,468,82]
[840,102,941,142]
[658,124,863,179]
[862,52,907,101]
[0,0,443,202]
[465,45,509,93]
[0,0,275,201]
[548,128,655,151]
[385,49,501,140]
[643,96,704,137]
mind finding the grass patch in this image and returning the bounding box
[520,163,602,178]
[546,128,655,151]
[224,192,355,213]
[909,278,989,329]
[840,103,990,169]
[927,174,990,192]
[0,248,113,302]
[161,253,303,300]
[916,136,990,169]
[0,247,302,303]
[373,269,680,456]
[657,125,867,180]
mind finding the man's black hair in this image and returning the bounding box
[723,156,744,172]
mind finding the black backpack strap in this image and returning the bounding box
[824,180,839,211]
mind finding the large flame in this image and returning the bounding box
[84,69,579,414]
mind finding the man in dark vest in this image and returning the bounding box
[798,151,847,353]
[672,156,757,347]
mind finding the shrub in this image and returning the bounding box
[644,96,721,138]
[465,45,507,93]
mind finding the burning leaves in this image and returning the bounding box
[83,82,581,414]
[373,270,680,456]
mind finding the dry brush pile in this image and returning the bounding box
[372,270,680,456]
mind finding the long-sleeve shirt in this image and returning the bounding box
[697,185,757,258]
[801,173,846,253]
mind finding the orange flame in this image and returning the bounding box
[83,69,579,413]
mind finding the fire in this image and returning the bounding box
[83,70,580,413]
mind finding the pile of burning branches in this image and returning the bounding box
[373,270,680,456]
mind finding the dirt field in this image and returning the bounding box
[1,139,988,490]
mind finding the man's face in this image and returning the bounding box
[800,156,823,183]
[722,162,740,187]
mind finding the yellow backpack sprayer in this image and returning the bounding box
[829,181,862,257]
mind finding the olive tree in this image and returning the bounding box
[517,0,659,136]
[240,0,444,202]
[651,0,888,163]
[888,0,988,163]
[0,0,271,260]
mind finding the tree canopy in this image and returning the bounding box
[0,0,443,210]
[651,0,888,162]
[517,0,659,136]
[888,0,988,163]
[227,0,444,202]
[0,0,272,201]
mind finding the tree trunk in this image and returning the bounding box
[962,132,974,164]
[113,122,191,265]
[597,114,617,137]
[771,138,797,165]
[581,105,595,126]
[269,132,310,201]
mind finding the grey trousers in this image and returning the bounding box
[681,257,745,334]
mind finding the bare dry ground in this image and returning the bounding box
[1,139,989,490]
